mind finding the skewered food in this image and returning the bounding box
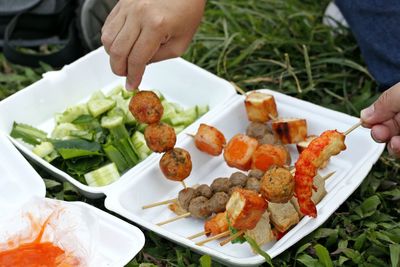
[251,144,290,172]
[272,118,307,144]
[144,122,176,152]
[295,130,346,217]
[129,91,163,124]
[245,92,278,122]
[228,186,243,196]
[210,177,231,193]
[245,177,260,192]
[229,172,248,187]
[178,188,197,210]
[257,134,276,145]
[188,196,212,219]
[224,134,259,171]
[267,202,300,232]
[209,192,230,213]
[195,184,213,198]
[245,210,275,248]
[194,124,226,156]
[297,135,328,169]
[248,169,264,180]
[204,212,229,237]
[246,122,272,139]
[159,148,192,181]
[226,188,268,230]
[260,166,294,203]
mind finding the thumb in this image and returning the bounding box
[361,82,400,125]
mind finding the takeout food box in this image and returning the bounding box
[104,89,385,266]
[0,133,145,266]
[0,47,236,198]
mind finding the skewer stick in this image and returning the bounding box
[343,121,362,136]
[156,212,191,226]
[181,180,187,189]
[142,198,177,209]
[231,82,246,95]
[219,230,245,246]
[196,230,230,246]
[188,231,208,240]
[321,171,335,181]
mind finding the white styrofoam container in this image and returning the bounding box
[104,89,385,266]
[0,133,145,266]
[0,47,236,198]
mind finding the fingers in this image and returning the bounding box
[108,15,141,76]
[101,11,126,54]
[149,37,188,63]
[102,1,121,33]
[361,82,400,125]
[125,27,165,90]
[388,136,400,157]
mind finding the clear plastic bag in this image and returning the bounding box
[0,197,99,266]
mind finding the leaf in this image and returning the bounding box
[296,254,323,267]
[199,255,212,267]
[354,195,381,218]
[314,244,333,267]
[51,139,103,159]
[244,235,274,266]
[390,244,400,267]
[43,178,61,190]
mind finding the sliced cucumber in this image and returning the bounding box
[107,85,123,97]
[51,123,80,139]
[88,98,115,117]
[196,105,209,117]
[101,115,124,129]
[131,131,151,160]
[57,103,89,123]
[84,162,120,187]
[170,107,197,126]
[32,142,54,158]
[90,90,106,101]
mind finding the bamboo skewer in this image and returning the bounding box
[142,198,177,209]
[156,212,191,226]
[188,231,208,240]
[344,121,362,136]
[196,230,230,246]
[231,82,246,95]
[219,230,245,246]
[181,180,188,189]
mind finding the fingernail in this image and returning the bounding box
[371,131,384,143]
[125,80,133,91]
[360,105,375,120]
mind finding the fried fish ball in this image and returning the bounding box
[178,188,197,210]
[159,148,192,181]
[260,166,294,203]
[188,196,212,219]
[209,192,230,213]
[129,91,163,124]
[245,177,260,192]
[194,184,213,198]
[248,169,264,180]
[210,177,231,193]
[144,122,176,153]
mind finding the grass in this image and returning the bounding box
[1,0,400,266]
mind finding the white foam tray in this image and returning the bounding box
[104,89,385,266]
[0,47,236,198]
[0,133,145,266]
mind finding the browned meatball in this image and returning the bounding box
[188,196,212,219]
[209,192,229,213]
[178,188,196,210]
[159,148,192,181]
[195,184,213,198]
[210,177,231,193]
[129,91,163,124]
[245,177,260,192]
[260,166,294,203]
[144,122,176,153]
[276,144,291,165]
[229,172,248,187]
[248,169,264,180]
[246,122,272,139]
[257,133,276,145]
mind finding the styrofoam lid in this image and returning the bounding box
[0,133,46,217]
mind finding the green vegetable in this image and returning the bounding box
[170,107,197,126]
[32,141,54,158]
[51,122,80,139]
[131,131,152,160]
[103,144,130,172]
[196,105,209,117]
[84,162,120,187]
[51,139,102,159]
[56,103,89,123]
[88,98,115,117]
[244,235,274,266]
[10,122,48,145]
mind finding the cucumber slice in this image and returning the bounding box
[84,163,120,187]
[88,98,116,117]
[131,131,152,160]
[90,90,106,101]
[57,103,89,123]
[107,85,123,97]
[170,107,197,126]
[51,123,80,139]
[32,142,54,158]
[196,105,209,117]
[101,116,124,129]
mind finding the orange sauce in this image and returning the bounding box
[0,211,78,267]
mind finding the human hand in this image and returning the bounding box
[361,82,400,157]
[101,0,206,90]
